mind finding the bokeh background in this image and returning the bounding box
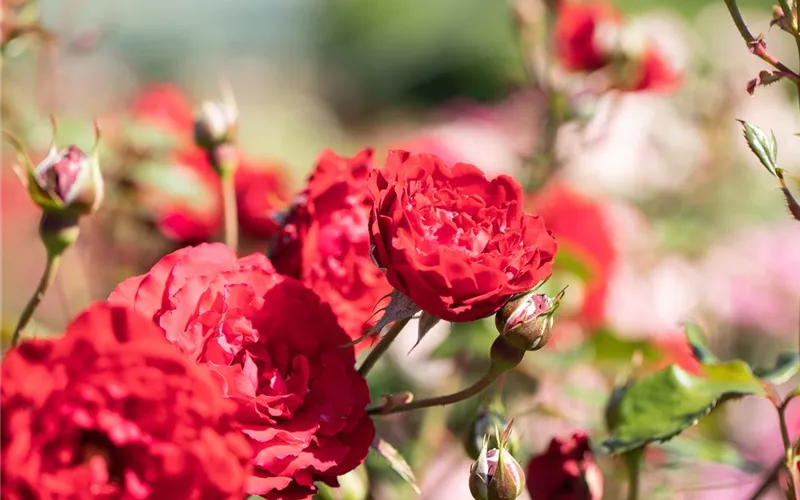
[3,0,800,498]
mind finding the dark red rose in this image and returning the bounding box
[271,149,392,349]
[108,243,374,499]
[1,303,252,499]
[528,183,616,328]
[526,433,603,500]
[554,0,621,72]
[369,150,557,322]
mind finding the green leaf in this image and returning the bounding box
[754,352,800,385]
[683,322,719,364]
[601,360,767,455]
[738,120,778,176]
[370,435,420,494]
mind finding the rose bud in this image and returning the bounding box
[495,288,562,352]
[194,99,238,150]
[469,442,526,500]
[466,408,521,460]
[28,144,103,216]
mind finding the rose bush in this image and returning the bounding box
[270,148,392,348]
[526,432,603,500]
[108,243,374,499]
[368,150,557,322]
[1,302,252,499]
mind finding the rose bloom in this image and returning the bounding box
[528,182,616,329]
[270,148,392,348]
[369,150,557,322]
[1,303,252,499]
[128,84,291,242]
[554,0,621,72]
[108,243,374,499]
[526,432,603,500]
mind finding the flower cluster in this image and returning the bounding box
[108,244,374,498]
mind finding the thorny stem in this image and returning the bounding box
[358,317,411,377]
[724,0,800,80]
[10,251,62,348]
[368,370,500,415]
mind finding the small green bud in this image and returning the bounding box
[194,100,238,150]
[469,443,525,500]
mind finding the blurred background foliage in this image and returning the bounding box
[4,0,800,498]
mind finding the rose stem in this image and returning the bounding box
[367,371,500,415]
[358,317,411,377]
[723,0,800,79]
[10,249,62,347]
[625,449,643,500]
[748,437,800,500]
[778,400,799,500]
[221,169,239,250]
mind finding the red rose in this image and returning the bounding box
[526,433,603,500]
[528,183,616,328]
[108,243,374,499]
[1,303,252,499]
[555,0,621,72]
[369,150,557,322]
[270,149,392,348]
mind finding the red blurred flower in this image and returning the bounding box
[528,183,616,328]
[526,432,603,500]
[270,149,392,348]
[652,331,702,376]
[108,244,374,499]
[1,303,252,499]
[621,46,681,93]
[554,0,621,72]
[129,83,195,136]
[369,150,557,322]
[128,84,290,243]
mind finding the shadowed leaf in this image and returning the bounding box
[601,361,767,455]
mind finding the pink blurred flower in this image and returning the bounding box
[703,223,800,335]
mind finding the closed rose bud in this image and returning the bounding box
[29,144,103,216]
[469,444,526,500]
[194,99,238,150]
[466,409,520,460]
[495,290,560,352]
